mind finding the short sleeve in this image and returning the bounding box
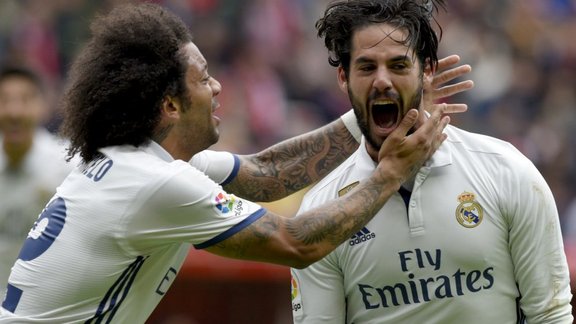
[123,162,264,253]
[189,150,239,185]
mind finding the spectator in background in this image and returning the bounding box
[0,66,76,297]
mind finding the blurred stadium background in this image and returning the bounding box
[1,0,575,323]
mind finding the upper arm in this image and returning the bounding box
[189,150,239,185]
[126,164,264,252]
[203,210,312,268]
[505,159,572,321]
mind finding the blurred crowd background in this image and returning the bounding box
[1,0,575,322]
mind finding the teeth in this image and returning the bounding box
[372,100,395,106]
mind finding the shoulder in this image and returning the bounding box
[445,125,518,156]
[445,125,533,168]
[100,145,195,180]
[444,125,542,187]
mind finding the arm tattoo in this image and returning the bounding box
[284,178,385,247]
[212,176,391,262]
[227,120,359,202]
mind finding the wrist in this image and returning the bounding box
[340,109,362,143]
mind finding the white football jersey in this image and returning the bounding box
[291,125,572,324]
[0,130,76,298]
[0,142,264,323]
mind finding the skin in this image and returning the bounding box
[337,23,440,161]
[0,76,48,169]
[153,41,451,268]
[225,54,473,202]
[155,43,222,161]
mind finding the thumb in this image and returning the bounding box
[393,109,419,137]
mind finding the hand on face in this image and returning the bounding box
[374,104,450,185]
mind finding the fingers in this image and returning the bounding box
[393,109,419,137]
[416,103,450,153]
[431,55,474,103]
[374,107,449,184]
[436,54,461,71]
[418,103,446,134]
[442,103,468,114]
[426,54,474,114]
[426,102,468,114]
[432,80,475,99]
[376,109,419,161]
[432,64,472,87]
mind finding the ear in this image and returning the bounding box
[161,96,181,119]
[337,66,348,94]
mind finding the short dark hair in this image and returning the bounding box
[0,66,44,93]
[316,0,445,76]
[60,3,192,163]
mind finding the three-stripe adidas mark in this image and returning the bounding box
[349,227,376,246]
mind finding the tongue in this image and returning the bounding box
[373,108,396,129]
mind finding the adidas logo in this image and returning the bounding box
[349,227,376,246]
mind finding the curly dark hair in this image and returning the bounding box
[316,0,445,76]
[60,3,192,163]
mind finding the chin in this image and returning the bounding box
[366,135,384,153]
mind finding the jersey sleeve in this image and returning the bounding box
[189,150,239,185]
[122,161,264,254]
[291,253,346,324]
[503,156,573,322]
[290,186,347,323]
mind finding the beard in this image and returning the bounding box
[348,81,424,153]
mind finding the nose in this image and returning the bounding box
[372,67,392,92]
[210,77,222,96]
[0,96,26,118]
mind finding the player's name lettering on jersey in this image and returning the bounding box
[82,155,114,182]
[357,266,495,309]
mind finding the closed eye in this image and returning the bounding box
[358,64,376,72]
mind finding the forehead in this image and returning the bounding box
[181,42,207,75]
[0,76,41,95]
[350,23,415,61]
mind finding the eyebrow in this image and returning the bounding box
[353,54,411,65]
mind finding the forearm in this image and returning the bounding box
[224,117,359,202]
[207,171,400,268]
[281,171,400,268]
[207,108,447,268]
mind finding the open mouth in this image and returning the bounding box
[371,100,399,133]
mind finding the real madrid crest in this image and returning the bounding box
[455,191,483,228]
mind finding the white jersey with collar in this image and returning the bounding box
[290,125,572,324]
[0,142,264,323]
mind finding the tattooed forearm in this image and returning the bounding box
[207,174,397,267]
[286,176,388,247]
[225,119,359,202]
[211,213,281,258]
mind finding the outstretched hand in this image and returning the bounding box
[425,55,474,114]
[376,105,450,185]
